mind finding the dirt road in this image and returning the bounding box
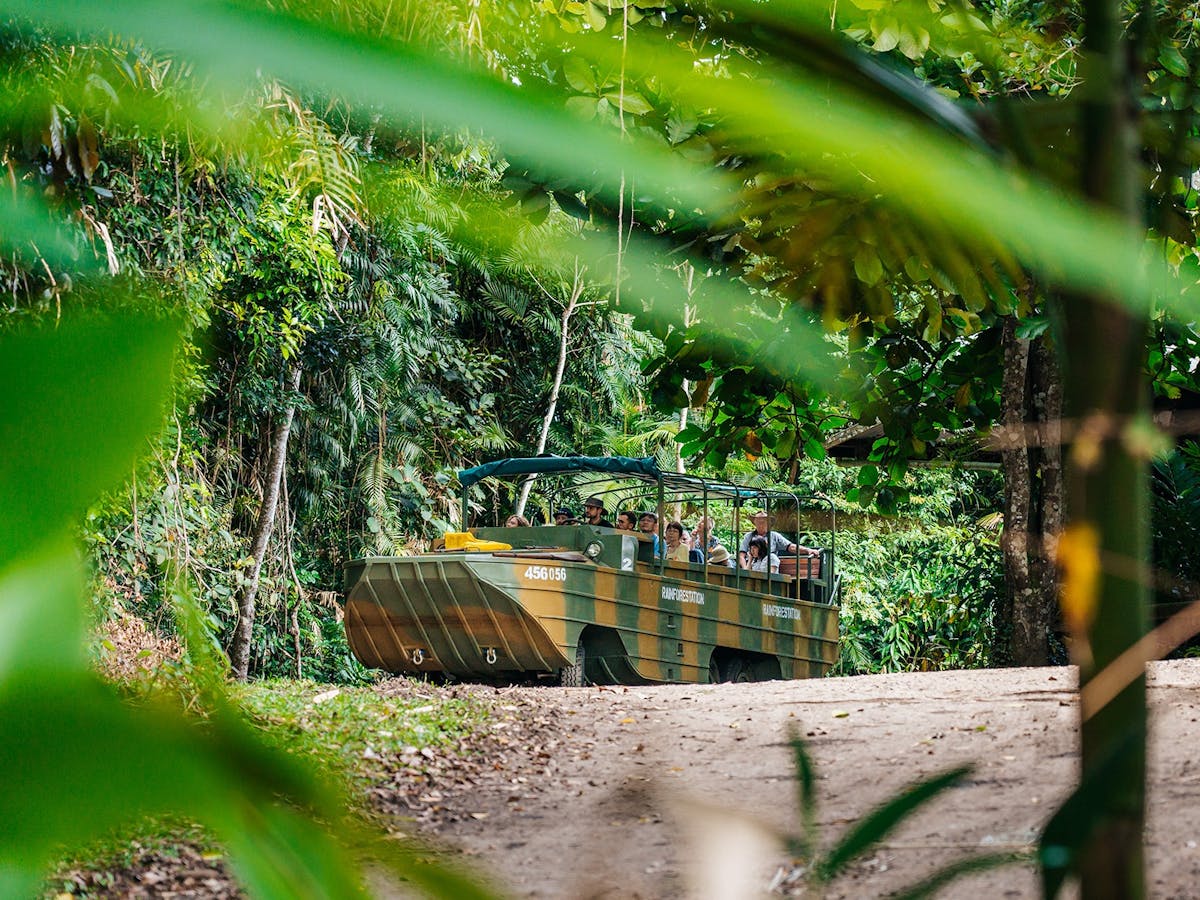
[396,661,1200,899]
[74,661,1200,898]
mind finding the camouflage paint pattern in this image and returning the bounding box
[345,534,839,684]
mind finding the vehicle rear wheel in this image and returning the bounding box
[560,641,586,687]
[708,655,721,684]
[752,657,781,682]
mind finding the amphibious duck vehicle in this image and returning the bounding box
[344,456,840,684]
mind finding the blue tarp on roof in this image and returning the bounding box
[458,456,662,488]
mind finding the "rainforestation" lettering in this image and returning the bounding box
[661,586,706,605]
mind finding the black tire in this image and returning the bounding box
[752,657,781,682]
[721,656,755,684]
[560,641,586,686]
[708,655,721,685]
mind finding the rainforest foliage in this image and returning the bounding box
[5,0,1200,897]
[0,0,1196,681]
[0,5,1035,683]
[1,16,669,680]
[2,0,1198,683]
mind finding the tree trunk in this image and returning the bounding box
[1066,0,1147,894]
[999,317,1034,664]
[998,319,1062,667]
[515,275,582,518]
[1029,333,1064,660]
[229,362,302,681]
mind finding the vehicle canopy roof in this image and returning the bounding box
[458,455,807,506]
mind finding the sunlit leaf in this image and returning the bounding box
[585,1,608,31]
[584,5,1187,322]
[563,55,597,94]
[605,90,654,115]
[1157,46,1190,78]
[1057,522,1101,642]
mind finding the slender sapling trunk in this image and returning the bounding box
[229,362,302,681]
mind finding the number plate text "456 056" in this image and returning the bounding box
[523,565,567,582]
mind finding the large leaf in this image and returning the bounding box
[576,16,1185,322]
[0,557,498,899]
[816,765,972,880]
[7,0,728,216]
[1038,730,1142,899]
[0,545,88,681]
[581,230,840,387]
[788,733,819,860]
[889,850,1029,899]
[0,193,79,266]
[0,666,364,897]
[12,0,1189,327]
[0,314,178,572]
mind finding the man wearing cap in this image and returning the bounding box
[553,507,577,526]
[582,497,614,528]
[738,509,818,569]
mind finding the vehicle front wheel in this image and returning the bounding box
[560,641,586,687]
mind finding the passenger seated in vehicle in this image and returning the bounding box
[616,509,637,531]
[707,544,734,567]
[691,516,719,557]
[638,511,662,556]
[664,521,692,563]
[582,496,614,528]
[747,535,779,574]
[505,514,530,527]
[737,509,818,569]
[553,507,578,526]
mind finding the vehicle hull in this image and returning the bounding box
[344,552,839,684]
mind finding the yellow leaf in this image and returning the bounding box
[619,716,635,724]
[1057,523,1100,638]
